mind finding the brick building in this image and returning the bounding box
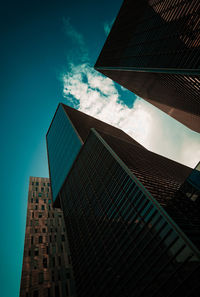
[19,177,75,297]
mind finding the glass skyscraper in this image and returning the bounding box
[46,105,82,204]
[46,104,200,297]
[46,103,142,204]
[95,0,200,132]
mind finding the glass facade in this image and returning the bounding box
[179,162,200,202]
[95,0,200,132]
[188,162,200,192]
[60,129,200,297]
[98,131,200,250]
[47,104,82,202]
[96,0,200,71]
[47,103,143,203]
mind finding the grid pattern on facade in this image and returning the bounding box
[99,131,200,250]
[95,0,200,132]
[60,130,200,297]
[47,103,144,204]
[19,177,75,297]
[96,67,200,132]
[96,0,200,70]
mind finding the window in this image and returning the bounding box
[54,235,57,241]
[47,183,50,186]
[32,182,34,186]
[38,272,43,284]
[41,187,44,192]
[39,236,43,243]
[52,257,55,267]
[31,236,34,244]
[49,205,51,210]
[65,283,69,297]
[46,246,49,254]
[38,193,42,197]
[44,199,46,203]
[35,205,38,210]
[31,198,33,203]
[48,288,51,297]
[33,290,39,297]
[34,260,38,270]
[43,257,47,268]
[35,229,38,233]
[51,271,54,282]
[36,199,38,203]
[46,193,48,197]
[55,285,60,297]
[68,255,71,264]
[42,228,46,233]
[43,183,46,186]
[39,213,42,218]
[28,250,31,257]
[41,205,45,210]
[66,272,70,279]
[32,212,34,218]
[52,245,56,254]
[34,248,39,256]
[36,182,39,186]
[62,235,65,242]
[47,187,49,192]
[49,235,52,243]
[58,271,61,281]
[58,256,61,266]
[35,187,38,192]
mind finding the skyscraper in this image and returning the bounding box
[46,103,143,205]
[19,177,75,297]
[46,103,200,297]
[95,0,200,132]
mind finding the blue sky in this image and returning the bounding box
[0,1,199,297]
[0,1,123,296]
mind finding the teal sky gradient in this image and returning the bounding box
[1,1,200,296]
[0,1,124,296]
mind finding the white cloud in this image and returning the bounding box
[63,18,88,62]
[103,19,114,36]
[62,22,200,169]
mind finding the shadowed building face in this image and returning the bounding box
[95,0,200,132]
[46,103,142,204]
[46,104,200,297]
[59,128,200,297]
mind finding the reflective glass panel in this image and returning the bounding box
[47,104,82,201]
